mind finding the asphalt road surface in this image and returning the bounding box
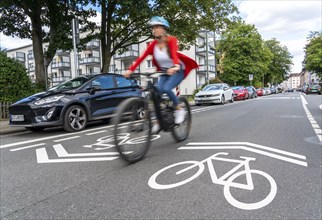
[0,92,321,219]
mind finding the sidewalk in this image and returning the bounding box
[0,120,26,135]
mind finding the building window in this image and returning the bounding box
[147,60,154,68]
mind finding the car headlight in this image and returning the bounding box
[34,96,64,105]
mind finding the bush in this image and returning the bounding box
[0,51,36,102]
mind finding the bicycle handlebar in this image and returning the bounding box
[131,71,168,78]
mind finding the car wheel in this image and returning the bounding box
[63,105,87,132]
[221,95,225,105]
[135,104,146,120]
[25,127,45,132]
[230,94,234,103]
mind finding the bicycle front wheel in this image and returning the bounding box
[113,97,152,163]
[171,97,192,142]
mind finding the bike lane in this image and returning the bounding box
[0,94,321,219]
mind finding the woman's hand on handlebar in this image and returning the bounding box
[167,65,180,75]
[123,70,133,78]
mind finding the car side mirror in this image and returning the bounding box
[88,85,101,95]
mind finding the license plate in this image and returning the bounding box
[11,115,25,121]
[311,90,317,92]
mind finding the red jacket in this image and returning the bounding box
[128,36,198,78]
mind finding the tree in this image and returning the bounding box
[303,31,322,78]
[264,38,293,85]
[217,20,272,86]
[0,51,34,102]
[90,0,238,72]
[0,0,96,89]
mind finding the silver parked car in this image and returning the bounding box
[195,83,234,105]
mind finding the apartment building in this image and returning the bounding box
[6,31,217,95]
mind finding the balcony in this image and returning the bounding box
[51,76,71,86]
[197,65,216,74]
[28,54,34,60]
[196,45,215,56]
[51,62,71,69]
[114,50,139,60]
[86,41,100,50]
[56,50,70,56]
[79,57,100,65]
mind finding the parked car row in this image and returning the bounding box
[194,83,234,105]
[194,83,284,107]
[9,73,145,132]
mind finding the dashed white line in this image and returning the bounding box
[86,130,107,136]
[53,136,80,142]
[10,143,46,152]
[300,93,322,142]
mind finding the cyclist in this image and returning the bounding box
[124,16,198,133]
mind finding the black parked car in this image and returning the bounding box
[9,73,145,132]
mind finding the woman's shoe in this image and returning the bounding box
[151,123,161,134]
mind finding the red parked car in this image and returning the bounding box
[231,86,249,101]
[256,88,264,96]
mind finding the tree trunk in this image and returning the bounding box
[100,0,114,73]
[30,5,46,89]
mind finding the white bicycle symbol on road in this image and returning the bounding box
[83,133,161,150]
[148,152,277,210]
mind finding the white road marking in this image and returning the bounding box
[319,104,322,110]
[53,144,119,157]
[53,136,80,142]
[300,93,322,142]
[36,148,118,163]
[10,143,46,152]
[0,124,114,149]
[186,142,306,159]
[86,130,107,135]
[259,97,300,100]
[179,144,307,167]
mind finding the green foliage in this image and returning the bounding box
[94,0,239,71]
[0,0,96,85]
[217,20,272,86]
[303,31,322,78]
[217,21,292,86]
[0,52,35,102]
[264,38,293,85]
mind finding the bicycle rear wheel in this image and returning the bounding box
[113,97,152,163]
[171,97,192,142]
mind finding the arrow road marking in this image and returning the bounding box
[179,142,307,167]
[36,147,118,163]
[53,144,119,157]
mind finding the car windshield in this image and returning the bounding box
[203,85,222,91]
[309,83,320,88]
[49,77,92,91]
[232,86,243,90]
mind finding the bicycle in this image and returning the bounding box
[113,72,192,163]
[148,152,277,210]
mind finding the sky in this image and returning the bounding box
[0,0,321,73]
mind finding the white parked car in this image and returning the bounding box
[195,83,234,105]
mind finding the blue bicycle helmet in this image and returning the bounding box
[148,16,170,29]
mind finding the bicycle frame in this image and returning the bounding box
[142,74,176,132]
[177,152,257,190]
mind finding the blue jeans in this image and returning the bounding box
[157,69,184,106]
